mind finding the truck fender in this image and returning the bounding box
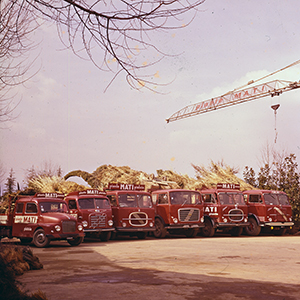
[248,213,260,225]
[204,216,216,228]
[155,215,166,225]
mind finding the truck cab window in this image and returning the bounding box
[249,195,262,203]
[15,203,24,214]
[107,195,117,207]
[68,200,77,210]
[26,203,38,213]
[158,194,168,204]
[203,194,216,203]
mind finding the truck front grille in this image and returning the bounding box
[129,212,148,226]
[178,208,200,222]
[226,209,244,222]
[62,220,76,233]
[90,214,106,228]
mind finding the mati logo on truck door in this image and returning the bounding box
[14,216,38,224]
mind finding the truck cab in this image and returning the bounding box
[199,183,249,237]
[0,193,84,247]
[151,189,204,238]
[106,183,155,239]
[65,189,114,241]
[243,189,294,236]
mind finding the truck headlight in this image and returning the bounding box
[108,220,113,226]
[223,218,227,223]
[173,218,178,224]
[55,225,61,232]
[78,224,83,231]
[82,221,88,227]
[149,222,154,227]
[244,218,248,222]
[122,222,127,227]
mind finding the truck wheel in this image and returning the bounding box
[154,218,167,238]
[245,217,261,236]
[185,228,199,238]
[202,219,215,237]
[67,236,84,246]
[274,228,287,236]
[231,227,243,237]
[33,229,50,248]
[100,232,111,242]
[136,232,147,239]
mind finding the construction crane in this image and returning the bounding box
[166,79,300,123]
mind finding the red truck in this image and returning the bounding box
[243,189,294,236]
[106,183,155,239]
[199,183,249,237]
[0,193,84,247]
[151,189,204,238]
[64,189,114,241]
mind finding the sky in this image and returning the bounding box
[1,0,300,189]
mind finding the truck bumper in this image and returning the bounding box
[46,233,85,240]
[263,222,294,227]
[165,224,204,230]
[84,228,114,233]
[115,227,155,232]
[217,222,250,228]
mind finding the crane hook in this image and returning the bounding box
[271,104,280,143]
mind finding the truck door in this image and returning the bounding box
[262,193,280,222]
[12,202,38,237]
[202,193,218,222]
[67,199,79,220]
[155,193,170,224]
[248,194,266,223]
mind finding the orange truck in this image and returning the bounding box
[0,193,84,247]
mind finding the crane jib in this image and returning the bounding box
[166,79,300,123]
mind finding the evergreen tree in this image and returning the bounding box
[5,168,16,194]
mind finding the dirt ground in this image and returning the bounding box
[18,234,300,300]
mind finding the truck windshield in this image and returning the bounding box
[118,194,152,208]
[278,194,290,205]
[169,191,201,205]
[78,198,111,209]
[218,193,245,205]
[39,202,68,213]
[263,194,280,205]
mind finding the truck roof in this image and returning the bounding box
[66,189,107,197]
[151,189,200,193]
[243,189,287,194]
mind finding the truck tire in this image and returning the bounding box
[202,219,215,237]
[153,218,167,238]
[231,227,243,237]
[245,217,261,236]
[67,236,84,246]
[185,228,199,238]
[136,232,147,239]
[100,232,111,242]
[274,228,287,236]
[33,229,50,248]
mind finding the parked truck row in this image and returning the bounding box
[0,183,294,247]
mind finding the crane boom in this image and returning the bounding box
[166,79,300,123]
